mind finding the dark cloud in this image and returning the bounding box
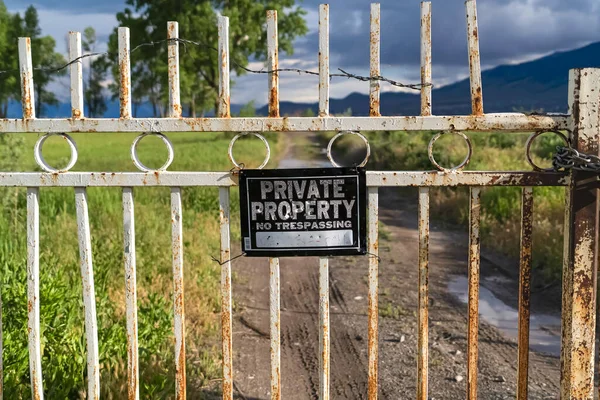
[295,0,600,72]
[5,0,127,14]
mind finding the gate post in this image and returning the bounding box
[560,68,600,399]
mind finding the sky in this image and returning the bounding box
[4,0,600,106]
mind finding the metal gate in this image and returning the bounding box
[0,1,598,399]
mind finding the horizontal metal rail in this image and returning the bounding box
[0,114,569,133]
[0,171,569,188]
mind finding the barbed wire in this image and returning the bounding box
[0,37,431,90]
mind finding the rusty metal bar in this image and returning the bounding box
[0,114,569,133]
[467,187,481,400]
[420,2,432,116]
[560,68,599,399]
[168,22,182,118]
[318,7,330,398]
[171,187,186,399]
[218,16,231,118]
[0,171,569,188]
[18,37,35,119]
[369,3,381,117]
[560,70,576,397]
[118,27,132,119]
[69,32,84,119]
[269,257,281,400]
[267,13,281,395]
[465,0,483,115]
[27,188,43,400]
[517,187,533,400]
[367,186,379,400]
[74,188,100,400]
[318,257,330,400]
[417,187,429,400]
[123,188,139,400]
[319,4,329,116]
[267,10,280,118]
[219,187,233,400]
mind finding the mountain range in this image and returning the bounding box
[7,41,600,118]
[256,41,600,116]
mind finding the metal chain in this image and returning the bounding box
[553,146,600,172]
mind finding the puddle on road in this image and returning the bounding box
[448,276,561,356]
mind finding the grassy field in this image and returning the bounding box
[0,132,278,398]
[328,130,566,283]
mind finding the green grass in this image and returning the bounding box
[0,132,278,398]
[328,130,565,283]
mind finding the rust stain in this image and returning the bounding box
[32,369,41,400]
[120,51,130,119]
[466,189,481,400]
[22,73,33,119]
[176,338,187,399]
[269,85,280,118]
[516,188,533,400]
[72,108,82,119]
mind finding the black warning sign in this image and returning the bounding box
[239,167,367,257]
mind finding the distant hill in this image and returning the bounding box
[257,41,600,116]
[7,41,600,118]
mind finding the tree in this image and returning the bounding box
[238,100,256,117]
[83,27,109,117]
[108,0,308,117]
[10,6,67,117]
[0,1,21,117]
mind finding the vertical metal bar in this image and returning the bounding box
[560,71,576,397]
[517,187,533,400]
[69,31,84,119]
[267,10,280,118]
[369,3,380,117]
[560,68,599,400]
[417,187,429,400]
[318,4,329,116]
[219,187,233,400]
[367,186,379,400]
[266,7,282,383]
[467,187,481,400]
[74,188,100,400]
[168,22,182,118]
[318,257,330,400]
[420,2,432,116]
[269,257,281,400]
[465,0,483,116]
[171,187,186,399]
[123,188,139,400]
[118,27,132,119]
[318,6,331,398]
[218,16,231,118]
[27,188,43,400]
[18,37,35,119]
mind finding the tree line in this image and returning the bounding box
[0,0,308,118]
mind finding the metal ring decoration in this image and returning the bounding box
[130,132,175,172]
[326,131,371,168]
[525,130,569,172]
[228,132,271,170]
[34,133,79,173]
[428,131,473,172]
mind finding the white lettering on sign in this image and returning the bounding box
[250,179,356,223]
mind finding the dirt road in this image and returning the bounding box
[229,134,560,399]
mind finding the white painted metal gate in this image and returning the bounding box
[0,1,598,400]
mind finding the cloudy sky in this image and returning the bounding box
[4,0,600,106]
